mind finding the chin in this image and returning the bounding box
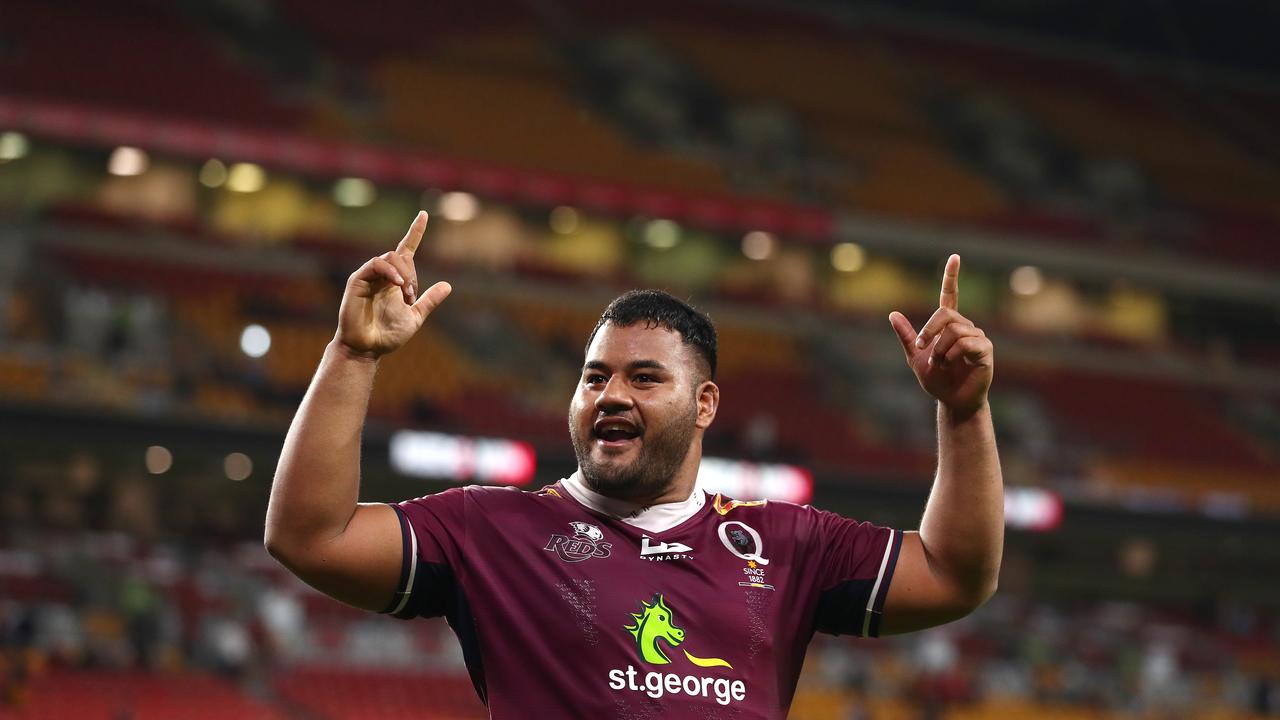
[582,463,639,492]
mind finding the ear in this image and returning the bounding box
[695,380,719,429]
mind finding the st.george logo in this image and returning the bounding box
[609,594,748,706]
[624,594,730,668]
[545,521,612,563]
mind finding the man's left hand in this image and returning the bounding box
[889,254,994,419]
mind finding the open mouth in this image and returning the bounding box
[593,418,642,449]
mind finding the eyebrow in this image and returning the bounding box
[583,359,669,373]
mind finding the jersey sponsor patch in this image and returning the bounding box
[609,594,746,706]
[640,536,694,561]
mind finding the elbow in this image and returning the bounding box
[938,567,998,621]
[264,532,313,580]
[956,573,999,615]
[263,501,306,566]
[263,527,287,563]
[263,523,300,567]
[975,575,999,607]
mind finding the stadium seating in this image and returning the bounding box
[0,669,288,720]
[275,668,486,720]
[5,204,1275,509]
[1,0,300,129]
[4,0,1276,269]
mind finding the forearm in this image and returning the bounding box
[265,340,379,552]
[917,401,1004,603]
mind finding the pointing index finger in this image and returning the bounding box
[939,254,960,310]
[396,211,429,257]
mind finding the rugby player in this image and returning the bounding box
[265,212,1003,718]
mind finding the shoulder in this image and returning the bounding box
[708,492,816,527]
[401,482,566,510]
[454,481,575,508]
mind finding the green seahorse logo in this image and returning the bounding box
[624,594,732,669]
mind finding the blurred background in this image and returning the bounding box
[0,0,1278,717]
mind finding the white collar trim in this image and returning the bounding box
[562,471,705,534]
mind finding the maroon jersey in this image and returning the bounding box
[383,480,902,719]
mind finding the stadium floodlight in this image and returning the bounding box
[550,205,580,234]
[0,132,29,162]
[741,230,776,260]
[198,159,228,188]
[390,430,536,485]
[696,457,812,504]
[240,324,271,358]
[333,177,377,208]
[830,242,865,272]
[439,191,479,222]
[642,219,681,249]
[224,452,253,481]
[145,445,173,475]
[108,146,149,177]
[226,162,266,193]
[1010,266,1044,296]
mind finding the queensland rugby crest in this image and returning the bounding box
[718,521,775,591]
[545,521,612,563]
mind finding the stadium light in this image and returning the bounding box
[240,324,271,358]
[741,231,775,260]
[830,242,865,272]
[1003,487,1062,531]
[333,177,376,208]
[390,430,536,485]
[226,162,266,193]
[439,191,479,222]
[224,452,253,481]
[642,219,680,249]
[1010,266,1044,296]
[0,132,29,162]
[198,159,228,188]
[550,206,580,234]
[697,458,812,504]
[145,445,173,475]
[108,146,149,177]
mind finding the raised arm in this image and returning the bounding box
[880,254,1003,634]
[264,212,452,611]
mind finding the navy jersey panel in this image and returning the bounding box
[383,486,468,619]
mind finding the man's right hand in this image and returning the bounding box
[335,211,452,360]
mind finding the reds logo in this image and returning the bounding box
[569,521,604,543]
[545,522,612,563]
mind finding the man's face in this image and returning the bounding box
[568,322,713,502]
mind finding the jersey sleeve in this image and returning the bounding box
[806,507,903,638]
[379,486,468,620]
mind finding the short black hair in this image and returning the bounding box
[586,290,717,380]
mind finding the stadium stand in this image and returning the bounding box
[1,1,1278,718]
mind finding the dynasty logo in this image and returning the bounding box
[545,521,612,563]
[639,536,693,561]
[608,594,746,706]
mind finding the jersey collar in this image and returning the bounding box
[562,471,705,534]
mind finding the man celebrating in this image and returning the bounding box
[265,212,1002,718]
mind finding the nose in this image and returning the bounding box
[595,374,633,413]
